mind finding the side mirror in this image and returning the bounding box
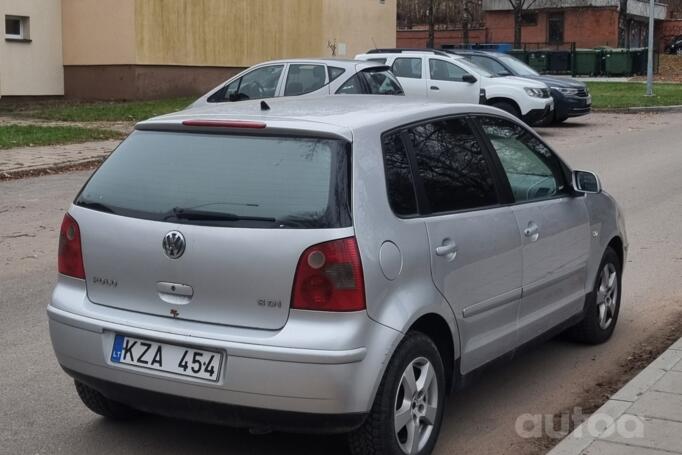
[462,74,477,84]
[572,170,601,194]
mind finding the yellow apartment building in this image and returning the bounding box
[2,0,396,100]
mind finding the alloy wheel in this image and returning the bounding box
[394,357,439,455]
[597,263,618,330]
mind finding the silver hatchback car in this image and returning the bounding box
[49,96,627,455]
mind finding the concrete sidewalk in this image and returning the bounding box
[549,337,682,455]
[0,139,119,178]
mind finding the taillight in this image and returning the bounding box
[291,237,366,312]
[58,214,85,279]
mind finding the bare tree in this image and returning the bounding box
[427,0,436,48]
[508,0,537,48]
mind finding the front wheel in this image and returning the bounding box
[567,247,622,344]
[348,332,446,455]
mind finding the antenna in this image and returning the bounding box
[371,37,378,49]
[260,100,271,111]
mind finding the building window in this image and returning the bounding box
[521,12,538,26]
[5,15,30,41]
[548,13,564,44]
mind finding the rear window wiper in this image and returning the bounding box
[76,200,117,214]
[163,207,276,223]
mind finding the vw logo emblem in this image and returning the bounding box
[162,231,186,259]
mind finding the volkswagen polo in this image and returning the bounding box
[49,96,627,455]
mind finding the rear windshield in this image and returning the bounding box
[76,131,352,229]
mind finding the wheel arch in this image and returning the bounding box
[607,235,624,268]
[486,97,522,117]
[407,313,458,393]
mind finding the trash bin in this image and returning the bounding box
[573,49,601,76]
[528,51,548,72]
[630,48,659,75]
[604,49,633,76]
[547,51,571,73]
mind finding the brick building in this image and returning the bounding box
[483,0,667,48]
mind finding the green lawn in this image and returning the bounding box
[0,97,194,122]
[0,125,124,149]
[587,82,682,109]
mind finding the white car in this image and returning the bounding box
[189,59,404,109]
[355,49,554,125]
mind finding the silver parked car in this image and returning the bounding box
[189,58,404,109]
[49,96,627,455]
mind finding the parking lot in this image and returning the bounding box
[1,111,681,455]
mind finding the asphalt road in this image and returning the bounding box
[1,112,682,455]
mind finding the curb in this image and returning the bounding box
[0,157,104,181]
[596,105,682,114]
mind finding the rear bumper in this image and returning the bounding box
[66,368,366,433]
[48,277,402,424]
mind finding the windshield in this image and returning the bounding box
[76,131,352,229]
[362,68,404,95]
[451,57,493,78]
[498,55,540,76]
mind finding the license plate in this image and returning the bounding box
[111,334,223,382]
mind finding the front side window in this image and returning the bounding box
[407,118,498,213]
[212,65,284,102]
[284,64,327,96]
[429,59,469,82]
[469,56,510,76]
[479,116,568,202]
[392,58,422,79]
[382,132,418,216]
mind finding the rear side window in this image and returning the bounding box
[335,70,404,95]
[328,66,345,82]
[284,64,327,96]
[382,132,418,216]
[76,131,351,229]
[392,58,422,79]
[406,118,498,213]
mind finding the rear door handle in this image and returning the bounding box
[435,239,457,261]
[430,86,440,91]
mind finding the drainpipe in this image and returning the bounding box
[646,0,655,96]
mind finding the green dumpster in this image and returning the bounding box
[604,49,633,76]
[573,49,601,76]
[527,51,548,72]
[507,49,528,64]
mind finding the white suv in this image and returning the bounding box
[356,49,554,125]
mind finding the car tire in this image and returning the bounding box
[552,116,568,124]
[348,332,446,455]
[74,380,140,420]
[567,247,622,345]
[490,100,521,119]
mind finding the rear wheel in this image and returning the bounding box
[348,332,445,455]
[75,380,140,420]
[490,100,521,119]
[567,247,622,344]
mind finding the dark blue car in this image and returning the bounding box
[444,49,592,124]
